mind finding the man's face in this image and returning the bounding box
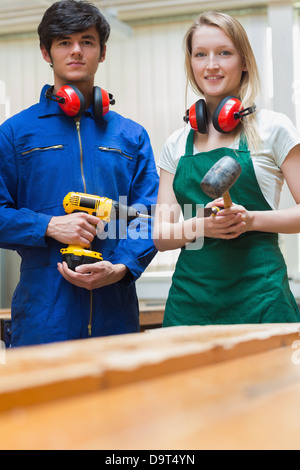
[41,26,106,90]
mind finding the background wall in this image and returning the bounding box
[0,0,299,306]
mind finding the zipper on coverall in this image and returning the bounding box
[76,119,93,336]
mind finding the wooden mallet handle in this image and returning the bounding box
[223,191,232,209]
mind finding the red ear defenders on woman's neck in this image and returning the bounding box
[183,96,256,134]
[45,84,115,120]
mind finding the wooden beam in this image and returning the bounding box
[0,344,300,449]
[0,323,299,413]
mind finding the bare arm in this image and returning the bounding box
[153,170,191,251]
[153,169,245,252]
[222,144,300,234]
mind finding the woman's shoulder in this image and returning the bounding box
[164,126,191,147]
[158,127,191,173]
[254,108,300,150]
[254,108,300,167]
[162,126,191,158]
[255,108,297,132]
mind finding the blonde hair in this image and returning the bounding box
[184,11,261,152]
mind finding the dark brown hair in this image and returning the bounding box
[38,0,110,57]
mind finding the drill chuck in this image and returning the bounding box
[110,201,150,222]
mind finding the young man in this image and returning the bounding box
[0,0,159,347]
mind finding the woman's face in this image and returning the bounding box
[190,24,247,103]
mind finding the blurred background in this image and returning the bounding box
[0,0,300,309]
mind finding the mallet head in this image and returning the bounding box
[200,156,242,199]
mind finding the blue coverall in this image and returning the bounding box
[0,85,159,347]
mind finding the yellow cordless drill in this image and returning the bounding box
[60,192,152,270]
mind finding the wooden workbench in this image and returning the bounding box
[0,309,11,321]
[0,323,300,450]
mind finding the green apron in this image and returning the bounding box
[163,130,300,326]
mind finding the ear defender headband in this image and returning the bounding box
[45,84,115,119]
[184,96,256,134]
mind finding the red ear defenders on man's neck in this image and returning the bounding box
[45,84,115,120]
[183,96,256,134]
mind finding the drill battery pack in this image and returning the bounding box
[61,246,103,271]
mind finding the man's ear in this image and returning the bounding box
[99,45,106,63]
[40,45,52,64]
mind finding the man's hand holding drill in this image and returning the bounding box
[46,212,104,247]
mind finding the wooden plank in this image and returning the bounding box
[0,346,300,450]
[0,323,299,413]
[0,309,11,319]
[139,307,164,329]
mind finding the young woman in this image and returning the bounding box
[154,11,300,326]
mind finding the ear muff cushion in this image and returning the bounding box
[188,99,208,134]
[195,99,208,134]
[213,96,243,134]
[57,84,85,118]
[93,86,104,121]
[93,86,111,121]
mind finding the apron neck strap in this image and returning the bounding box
[185,130,195,156]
